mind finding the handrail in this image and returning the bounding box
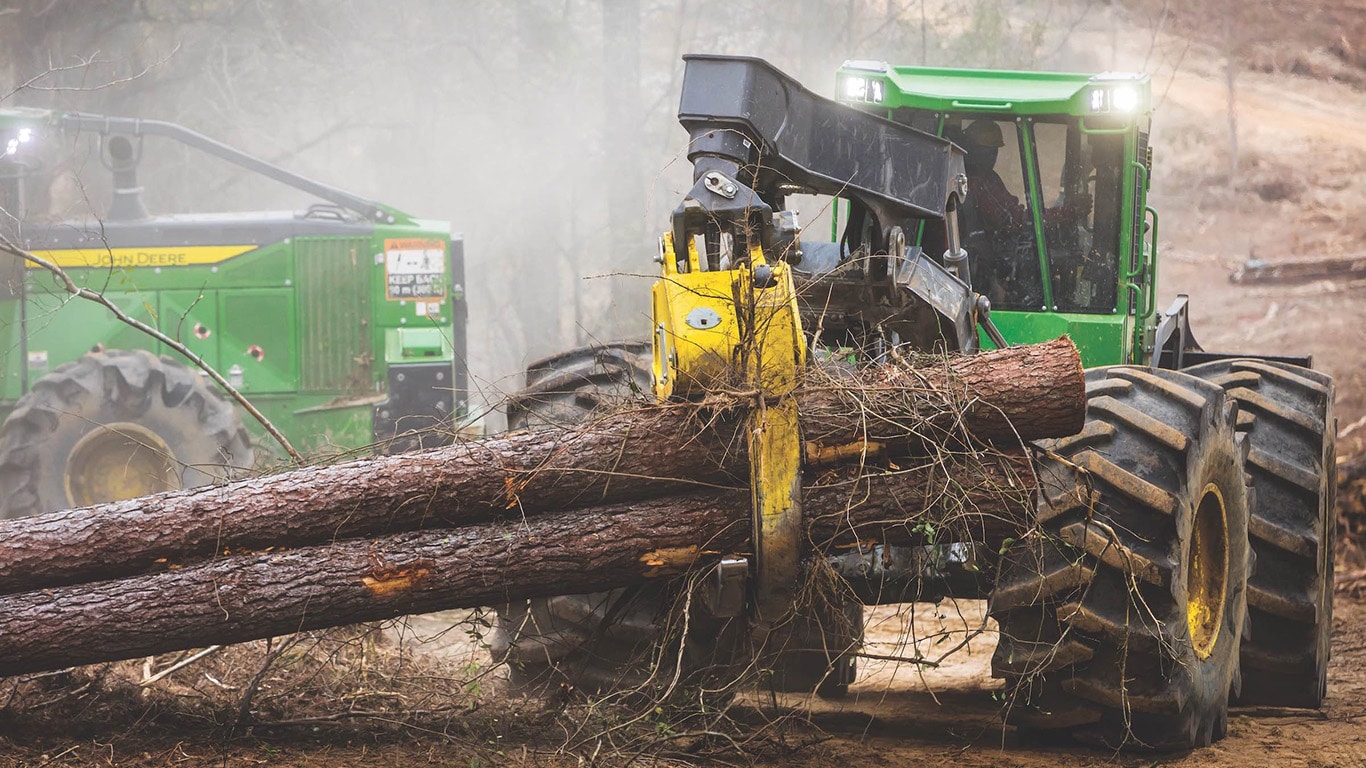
[56,112,406,225]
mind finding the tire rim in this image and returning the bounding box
[65,422,180,507]
[1187,483,1230,659]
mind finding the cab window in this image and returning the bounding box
[947,116,1043,312]
[1031,121,1124,313]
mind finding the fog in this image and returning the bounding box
[0,0,1118,427]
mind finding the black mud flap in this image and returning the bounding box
[373,361,457,453]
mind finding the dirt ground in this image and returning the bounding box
[4,1,1366,766]
[742,599,1366,768]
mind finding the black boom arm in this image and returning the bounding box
[671,54,966,260]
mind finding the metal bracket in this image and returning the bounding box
[1150,294,1193,368]
[701,557,749,617]
[975,294,1010,349]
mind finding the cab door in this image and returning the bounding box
[1026,119,1132,365]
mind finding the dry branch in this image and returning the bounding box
[0,337,1081,596]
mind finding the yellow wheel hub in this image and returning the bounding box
[65,423,180,507]
[1187,483,1230,659]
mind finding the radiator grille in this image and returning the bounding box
[296,238,372,393]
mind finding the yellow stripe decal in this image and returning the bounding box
[27,245,259,269]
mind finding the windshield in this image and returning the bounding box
[892,108,1128,315]
[1032,120,1124,313]
[947,116,1042,311]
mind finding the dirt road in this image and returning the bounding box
[747,598,1366,768]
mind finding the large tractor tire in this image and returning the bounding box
[491,342,861,699]
[0,350,254,518]
[492,342,734,694]
[990,366,1250,750]
[1184,359,1335,708]
[503,342,653,432]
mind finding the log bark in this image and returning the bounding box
[0,452,1033,677]
[1230,254,1366,285]
[798,336,1085,447]
[0,337,1079,596]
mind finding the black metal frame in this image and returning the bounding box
[57,113,397,224]
[1153,295,1312,370]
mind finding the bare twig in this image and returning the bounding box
[140,645,223,687]
[852,651,941,668]
[234,635,303,730]
[1342,414,1366,440]
[5,45,181,100]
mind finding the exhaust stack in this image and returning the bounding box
[106,135,148,221]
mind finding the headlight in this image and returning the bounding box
[1086,74,1145,114]
[3,127,34,157]
[1087,86,1140,113]
[840,76,884,104]
[1111,85,1139,113]
[842,76,867,101]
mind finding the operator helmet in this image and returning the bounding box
[964,120,1005,148]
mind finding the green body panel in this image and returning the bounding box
[980,309,1131,367]
[367,220,458,339]
[16,290,160,381]
[384,327,453,365]
[0,109,465,460]
[835,62,1155,366]
[158,289,222,372]
[217,288,299,394]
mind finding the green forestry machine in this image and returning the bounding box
[0,109,468,517]
[495,55,1335,751]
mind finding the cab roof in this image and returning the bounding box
[837,61,1152,117]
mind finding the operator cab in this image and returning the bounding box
[944,115,1123,315]
[836,62,1154,366]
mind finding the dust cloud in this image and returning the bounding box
[0,0,1107,428]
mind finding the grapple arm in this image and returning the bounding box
[671,54,967,260]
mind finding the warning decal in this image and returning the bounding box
[384,238,446,301]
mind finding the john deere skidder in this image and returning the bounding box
[496,55,1334,750]
[0,109,468,518]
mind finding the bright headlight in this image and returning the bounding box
[3,127,34,156]
[1086,73,1145,114]
[843,76,867,101]
[840,76,884,104]
[1111,85,1139,113]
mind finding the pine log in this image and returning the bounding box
[0,452,1033,678]
[0,336,1080,596]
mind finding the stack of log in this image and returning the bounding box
[0,337,1085,678]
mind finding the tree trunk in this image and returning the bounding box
[0,336,1081,596]
[0,452,1033,678]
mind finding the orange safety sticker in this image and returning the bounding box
[384,238,446,301]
